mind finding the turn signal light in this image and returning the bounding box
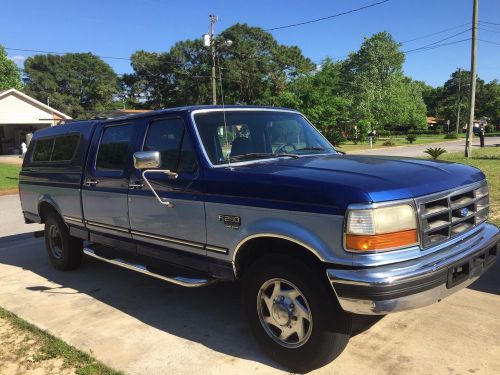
[345,229,418,252]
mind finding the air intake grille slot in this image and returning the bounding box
[417,183,489,249]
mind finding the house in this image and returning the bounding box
[0,88,71,154]
[426,116,438,128]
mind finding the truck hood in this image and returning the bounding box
[205,154,485,214]
[276,154,484,200]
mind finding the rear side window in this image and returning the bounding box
[32,138,55,162]
[144,118,197,173]
[96,124,135,171]
[31,133,81,163]
[51,134,80,161]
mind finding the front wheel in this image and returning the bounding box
[242,254,352,373]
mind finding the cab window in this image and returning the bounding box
[96,124,135,171]
[143,118,197,173]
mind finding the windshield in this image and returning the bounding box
[193,110,336,165]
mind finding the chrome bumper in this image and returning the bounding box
[327,223,499,315]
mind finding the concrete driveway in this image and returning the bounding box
[0,197,499,374]
[351,136,500,157]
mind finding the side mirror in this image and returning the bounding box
[133,151,161,169]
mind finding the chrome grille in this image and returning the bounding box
[417,182,489,248]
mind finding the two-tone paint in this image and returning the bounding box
[19,106,498,298]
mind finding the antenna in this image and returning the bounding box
[216,52,231,168]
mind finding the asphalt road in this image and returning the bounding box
[0,194,499,374]
[351,136,500,157]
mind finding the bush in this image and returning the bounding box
[406,134,417,144]
[424,147,447,160]
[484,124,494,133]
[318,125,345,146]
[444,133,459,139]
[382,140,396,147]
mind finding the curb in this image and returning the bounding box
[0,189,18,197]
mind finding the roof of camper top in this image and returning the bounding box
[97,105,300,122]
[32,105,301,138]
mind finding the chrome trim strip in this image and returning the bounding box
[63,215,83,224]
[189,108,336,169]
[333,276,481,315]
[83,247,216,287]
[130,230,205,249]
[327,223,499,314]
[85,220,130,233]
[205,245,229,255]
[232,233,325,278]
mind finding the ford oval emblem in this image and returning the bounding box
[459,207,469,217]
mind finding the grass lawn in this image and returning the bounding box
[440,147,500,227]
[0,163,21,191]
[339,134,465,152]
[0,306,122,374]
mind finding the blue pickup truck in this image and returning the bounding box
[19,106,499,372]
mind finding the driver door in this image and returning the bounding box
[128,116,207,268]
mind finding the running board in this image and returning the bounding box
[83,247,216,287]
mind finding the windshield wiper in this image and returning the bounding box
[229,152,299,162]
[296,147,325,151]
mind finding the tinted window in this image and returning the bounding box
[144,118,196,172]
[178,133,197,173]
[51,134,80,161]
[194,111,335,165]
[32,138,54,162]
[96,125,135,171]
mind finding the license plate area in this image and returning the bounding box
[446,245,497,289]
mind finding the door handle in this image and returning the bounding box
[129,181,144,189]
[84,179,99,187]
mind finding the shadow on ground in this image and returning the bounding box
[0,232,384,371]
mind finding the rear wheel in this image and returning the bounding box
[44,213,83,271]
[242,254,352,372]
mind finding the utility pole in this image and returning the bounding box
[209,14,218,105]
[465,0,478,158]
[455,68,462,134]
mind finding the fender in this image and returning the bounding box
[37,194,63,221]
[230,216,348,277]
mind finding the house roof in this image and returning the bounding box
[0,88,72,119]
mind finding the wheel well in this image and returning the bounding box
[234,237,325,278]
[38,201,60,223]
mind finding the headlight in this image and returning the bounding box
[345,204,418,252]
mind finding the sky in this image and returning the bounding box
[1,0,499,87]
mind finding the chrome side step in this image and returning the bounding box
[83,247,216,287]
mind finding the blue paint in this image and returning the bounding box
[20,106,486,216]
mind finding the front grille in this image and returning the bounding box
[417,182,489,248]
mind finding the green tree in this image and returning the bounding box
[0,45,22,90]
[481,80,500,125]
[342,32,427,132]
[24,53,118,118]
[428,69,487,131]
[275,59,351,132]
[123,23,315,107]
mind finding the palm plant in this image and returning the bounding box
[424,147,447,160]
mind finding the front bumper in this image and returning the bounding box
[327,223,499,315]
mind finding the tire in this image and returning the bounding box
[44,213,83,271]
[242,254,352,373]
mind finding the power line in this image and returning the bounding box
[403,38,471,54]
[400,22,470,44]
[479,20,500,27]
[478,39,500,46]
[478,26,500,34]
[263,0,389,31]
